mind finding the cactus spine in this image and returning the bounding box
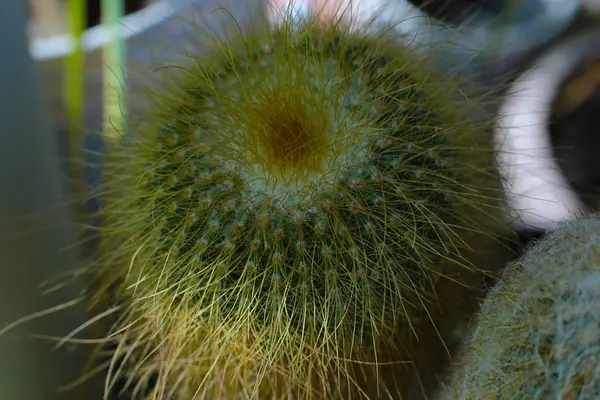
[90,10,512,400]
[440,215,600,399]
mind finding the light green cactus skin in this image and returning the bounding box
[91,16,512,400]
[440,215,600,400]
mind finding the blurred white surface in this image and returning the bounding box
[495,28,600,231]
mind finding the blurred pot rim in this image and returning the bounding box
[495,26,600,232]
[29,0,195,61]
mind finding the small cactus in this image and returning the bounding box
[90,10,512,400]
[439,215,600,400]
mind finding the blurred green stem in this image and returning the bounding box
[65,0,87,195]
[102,0,127,140]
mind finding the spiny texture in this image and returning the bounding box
[439,215,600,400]
[91,15,511,400]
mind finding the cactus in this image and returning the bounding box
[439,215,600,400]
[89,10,513,400]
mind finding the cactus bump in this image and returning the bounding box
[88,8,513,400]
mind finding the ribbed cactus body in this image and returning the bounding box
[94,17,511,399]
[440,215,600,400]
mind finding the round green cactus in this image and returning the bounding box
[439,215,600,400]
[90,12,513,400]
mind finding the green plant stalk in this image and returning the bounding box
[102,0,127,140]
[65,0,86,194]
